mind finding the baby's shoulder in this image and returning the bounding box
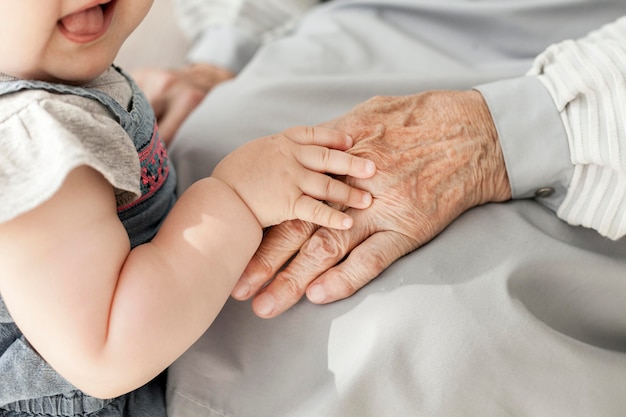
[0,67,132,123]
[3,89,115,122]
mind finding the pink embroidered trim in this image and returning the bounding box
[118,123,170,212]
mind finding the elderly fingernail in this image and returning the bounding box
[365,161,376,175]
[254,293,275,316]
[308,284,326,304]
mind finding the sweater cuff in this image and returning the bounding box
[475,76,573,212]
[187,26,261,74]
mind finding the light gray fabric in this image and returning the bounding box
[167,1,626,416]
[171,0,626,188]
[174,0,319,72]
[187,26,261,73]
[476,76,572,212]
[168,202,626,417]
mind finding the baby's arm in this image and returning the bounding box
[0,126,373,400]
[0,165,262,399]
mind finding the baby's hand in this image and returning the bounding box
[212,126,376,229]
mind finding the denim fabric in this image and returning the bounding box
[1,384,165,417]
[0,66,174,417]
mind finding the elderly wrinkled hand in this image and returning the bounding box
[233,90,512,318]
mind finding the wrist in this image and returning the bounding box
[462,90,512,206]
[180,63,235,92]
[205,174,264,232]
[208,174,264,231]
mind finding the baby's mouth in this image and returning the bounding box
[59,1,114,39]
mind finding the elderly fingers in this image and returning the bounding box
[234,220,317,300]
[251,225,358,318]
[306,231,415,304]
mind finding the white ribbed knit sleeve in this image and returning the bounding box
[173,0,319,42]
[529,16,626,240]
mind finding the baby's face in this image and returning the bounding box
[0,0,153,83]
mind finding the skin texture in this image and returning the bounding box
[233,90,512,318]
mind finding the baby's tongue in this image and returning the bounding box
[60,6,104,36]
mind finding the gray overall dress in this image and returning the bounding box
[0,67,176,417]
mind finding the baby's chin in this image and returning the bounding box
[48,56,118,85]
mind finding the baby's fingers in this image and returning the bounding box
[298,146,376,179]
[283,126,353,150]
[294,196,354,230]
[301,174,372,210]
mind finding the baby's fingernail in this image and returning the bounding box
[342,217,353,229]
[254,293,275,317]
[232,280,250,299]
[308,284,327,304]
[365,161,376,175]
[345,134,354,147]
[362,192,372,207]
